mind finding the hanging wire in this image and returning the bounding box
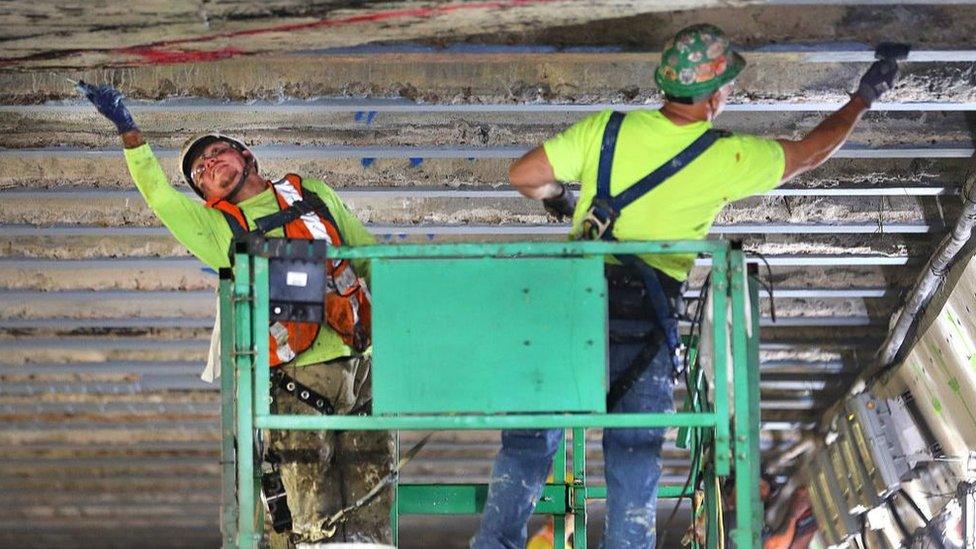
[897,489,947,549]
[657,275,711,548]
[748,250,777,323]
[860,512,870,549]
[887,496,913,541]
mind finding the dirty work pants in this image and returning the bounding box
[267,355,394,547]
[471,281,676,548]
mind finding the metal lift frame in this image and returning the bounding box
[219,240,762,548]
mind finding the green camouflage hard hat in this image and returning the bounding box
[654,24,746,100]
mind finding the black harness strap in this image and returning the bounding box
[606,331,665,411]
[218,180,341,240]
[253,188,341,236]
[220,210,248,237]
[593,111,725,408]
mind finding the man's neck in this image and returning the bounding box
[229,172,268,203]
[659,101,710,126]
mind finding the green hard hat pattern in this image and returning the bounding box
[654,24,746,99]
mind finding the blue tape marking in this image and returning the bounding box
[366,111,377,124]
[201,267,217,276]
[409,157,423,168]
[354,111,364,122]
[361,157,375,168]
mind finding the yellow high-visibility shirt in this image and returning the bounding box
[124,143,376,366]
[543,109,785,281]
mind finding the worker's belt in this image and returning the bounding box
[605,264,685,321]
[272,369,336,415]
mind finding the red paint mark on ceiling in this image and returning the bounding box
[0,0,560,68]
[119,46,245,65]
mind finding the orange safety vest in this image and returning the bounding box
[208,174,372,366]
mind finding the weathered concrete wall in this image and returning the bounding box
[3,2,975,545]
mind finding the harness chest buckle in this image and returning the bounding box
[579,199,617,241]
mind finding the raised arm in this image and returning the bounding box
[777,58,898,183]
[76,82,145,148]
[78,82,234,269]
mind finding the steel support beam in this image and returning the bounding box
[3,144,974,159]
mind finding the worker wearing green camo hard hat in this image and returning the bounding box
[655,23,746,103]
[473,23,901,549]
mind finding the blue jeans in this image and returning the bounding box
[471,317,675,549]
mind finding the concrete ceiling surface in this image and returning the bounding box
[2,1,976,547]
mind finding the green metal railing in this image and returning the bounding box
[219,240,762,548]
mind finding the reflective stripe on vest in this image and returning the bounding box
[208,174,372,365]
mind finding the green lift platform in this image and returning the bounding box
[218,239,763,548]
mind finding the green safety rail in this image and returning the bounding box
[218,240,762,548]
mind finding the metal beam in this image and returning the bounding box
[3,143,973,159]
[0,337,207,350]
[0,222,943,237]
[759,316,879,327]
[0,318,214,330]
[0,401,217,414]
[0,338,869,353]
[695,288,892,298]
[0,286,896,303]
[0,378,216,394]
[0,360,201,376]
[0,315,883,331]
[0,254,914,271]
[6,98,976,113]
[1,420,217,432]
[0,186,960,199]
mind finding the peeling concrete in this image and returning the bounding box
[0,191,948,226]
[3,51,976,105]
[2,3,973,543]
[0,152,966,190]
[3,107,974,148]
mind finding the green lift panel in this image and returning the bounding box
[371,256,607,414]
[224,239,761,549]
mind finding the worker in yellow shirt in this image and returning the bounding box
[472,23,898,548]
[78,82,392,547]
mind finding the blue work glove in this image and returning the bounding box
[542,183,577,221]
[76,81,138,134]
[855,58,899,107]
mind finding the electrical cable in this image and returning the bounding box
[898,489,933,528]
[887,496,913,541]
[897,489,947,549]
[860,512,869,549]
[656,276,711,548]
[717,475,726,549]
[748,250,777,323]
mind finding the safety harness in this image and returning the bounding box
[581,111,727,410]
[210,174,372,367]
[212,176,387,537]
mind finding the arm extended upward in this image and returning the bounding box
[777,96,868,183]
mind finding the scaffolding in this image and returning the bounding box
[218,239,762,548]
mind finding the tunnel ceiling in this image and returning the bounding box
[2,1,976,546]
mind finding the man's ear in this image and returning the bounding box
[706,90,723,120]
[241,149,256,169]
